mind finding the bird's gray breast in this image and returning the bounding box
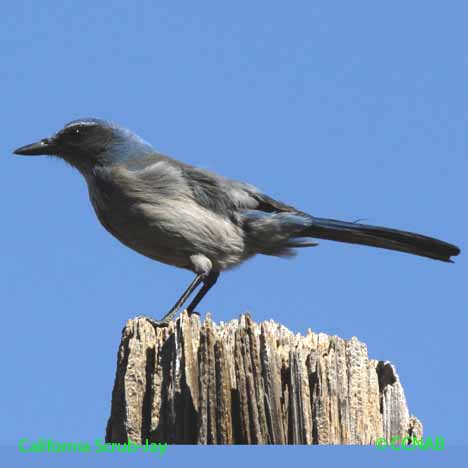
[86,164,246,271]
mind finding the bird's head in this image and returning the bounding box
[13,118,154,174]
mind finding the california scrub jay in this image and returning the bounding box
[13,119,460,326]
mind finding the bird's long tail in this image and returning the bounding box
[303,217,460,262]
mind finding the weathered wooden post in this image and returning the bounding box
[106,312,421,445]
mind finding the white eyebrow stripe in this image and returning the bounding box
[64,121,97,129]
[63,118,108,130]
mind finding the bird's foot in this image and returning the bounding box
[135,315,172,328]
[148,317,172,328]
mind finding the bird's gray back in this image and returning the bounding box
[86,150,314,271]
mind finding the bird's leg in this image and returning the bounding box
[186,271,219,315]
[147,274,205,328]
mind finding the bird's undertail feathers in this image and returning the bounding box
[304,217,460,262]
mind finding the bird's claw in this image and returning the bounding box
[135,315,172,328]
[148,318,172,328]
[135,308,199,330]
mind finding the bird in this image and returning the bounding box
[13,118,461,326]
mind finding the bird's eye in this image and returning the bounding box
[64,127,84,142]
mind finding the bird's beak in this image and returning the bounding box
[13,137,57,156]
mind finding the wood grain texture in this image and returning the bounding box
[105,312,422,445]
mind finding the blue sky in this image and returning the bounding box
[1,1,467,466]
